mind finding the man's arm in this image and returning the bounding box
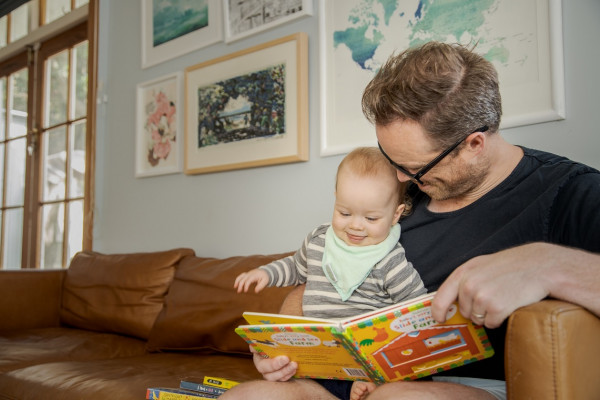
[432,243,600,328]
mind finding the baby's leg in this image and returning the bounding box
[350,381,377,400]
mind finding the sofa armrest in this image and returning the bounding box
[0,269,65,332]
[505,299,600,400]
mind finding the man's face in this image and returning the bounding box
[376,119,487,201]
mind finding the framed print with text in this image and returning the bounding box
[224,0,313,43]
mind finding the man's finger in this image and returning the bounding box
[432,266,463,322]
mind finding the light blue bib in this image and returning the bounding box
[322,224,401,301]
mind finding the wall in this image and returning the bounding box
[94,0,600,257]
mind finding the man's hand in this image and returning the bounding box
[432,243,552,328]
[433,243,600,328]
[250,346,298,382]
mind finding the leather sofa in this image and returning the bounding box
[0,248,598,399]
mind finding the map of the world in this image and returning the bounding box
[321,0,562,155]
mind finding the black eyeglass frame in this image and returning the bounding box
[378,126,489,184]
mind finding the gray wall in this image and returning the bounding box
[94,0,600,257]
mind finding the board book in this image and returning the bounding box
[235,292,494,383]
[146,387,218,399]
[178,376,239,395]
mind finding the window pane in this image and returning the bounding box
[0,77,5,141]
[40,203,64,269]
[75,0,89,8]
[46,0,72,25]
[67,199,83,263]
[9,69,28,139]
[5,137,26,207]
[3,207,23,269]
[70,121,85,197]
[0,16,6,49]
[10,3,30,43]
[45,50,69,127]
[42,126,67,201]
[72,41,88,119]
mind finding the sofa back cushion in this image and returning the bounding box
[60,248,195,340]
[146,252,295,354]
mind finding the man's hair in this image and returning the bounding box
[337,147,412,216]
[362,41,502,149]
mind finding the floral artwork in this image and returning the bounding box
[145,89,176,164]
[136,73,181,177]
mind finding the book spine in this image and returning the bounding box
[179,382,227,395]
[203,376,240,389]
[146,388,218,400]
[333,327,384,383]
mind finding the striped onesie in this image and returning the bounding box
[259,223,426,319]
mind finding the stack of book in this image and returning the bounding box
[146,376,239,399]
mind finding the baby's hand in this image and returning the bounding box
[234,269,270,293]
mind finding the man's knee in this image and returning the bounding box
[220,379,336,400]
[366,381,497,400]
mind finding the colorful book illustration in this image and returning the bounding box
[235,292,494,383]
[146,387,219,399]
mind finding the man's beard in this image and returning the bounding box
[420,157,490,202]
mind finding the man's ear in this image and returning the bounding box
[394,204,405,223]
[466,131,486,153]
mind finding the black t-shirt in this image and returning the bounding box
[400,147,600,380]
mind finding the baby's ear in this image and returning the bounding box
[394,204,405,223]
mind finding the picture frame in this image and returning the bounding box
[184,33,309,175]
[135,72,183,177]
[141,0,223,69]
[319,0,565,156]
[224,0,313,43]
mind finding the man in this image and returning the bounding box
[222,42,600,400]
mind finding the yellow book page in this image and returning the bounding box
[235,324,371,381]
[242,311,333,325]
[347,302,494,382]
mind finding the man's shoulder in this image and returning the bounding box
[521,147,599,174]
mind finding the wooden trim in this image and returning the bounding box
[82,0,97,251]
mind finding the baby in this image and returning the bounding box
[235,147,426,400]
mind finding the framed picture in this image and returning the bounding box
[224,0,313,43]
[319,0,565,156]
[184,33,309,175]
[141,0,223,69]
[135,72,183,177]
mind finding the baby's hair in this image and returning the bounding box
[336,147,412,217]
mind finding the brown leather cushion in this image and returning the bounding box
[0,352,261,400]
[60,249,194,340]
[146,252,295,354]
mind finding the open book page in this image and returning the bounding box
[235,291,494,382]
[235,323,373,381]
[241,311,335,326]
[342,296,494,381]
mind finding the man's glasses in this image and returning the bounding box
[378,126,489,185]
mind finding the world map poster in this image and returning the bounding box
[320,0,564,156]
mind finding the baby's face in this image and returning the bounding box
[332,170,402,247]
